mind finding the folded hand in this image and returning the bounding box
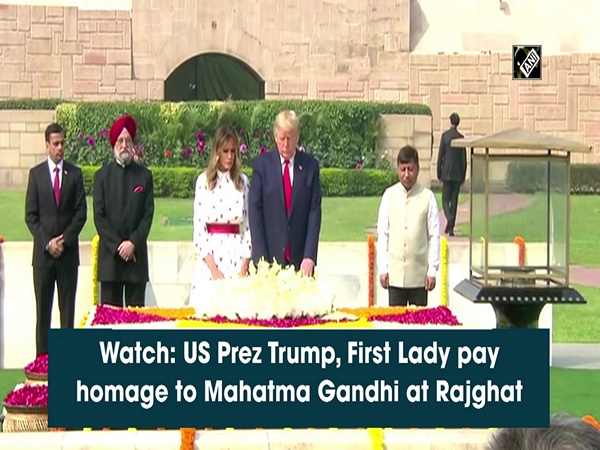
[118,240,136,262]
[49,235,64,258]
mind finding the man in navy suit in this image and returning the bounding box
[25,123,87,356]
[249,110,322,276]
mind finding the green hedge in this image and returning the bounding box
[56,100,430,170]
[0,99,65,110]
[80,166,398,198]
[505,162,600,194]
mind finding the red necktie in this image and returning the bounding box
[283,160,292,262]
[53,166,61,205]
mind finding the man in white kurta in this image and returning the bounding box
[377,145,441,306]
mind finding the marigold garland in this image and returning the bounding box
[125,306,196,320]
[78,311,90,328]
[91,234,100,306]
[514,235,526,267]
[180,427,196,450]
[339,306,411,318]
[440,236,449,307]
[367,235,375,306]
[368,427,384,450]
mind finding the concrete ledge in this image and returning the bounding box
[0,429,496,449]
[1,240,556,368]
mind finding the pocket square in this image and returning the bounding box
[133,185,143,193]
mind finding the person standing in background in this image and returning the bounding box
[25,123,87,356]
[437,112,467,236]
[93,115,155,307]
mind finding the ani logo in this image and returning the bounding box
[512,45,542,80]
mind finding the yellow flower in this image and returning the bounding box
[91,235,100,306]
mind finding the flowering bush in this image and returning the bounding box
[57,100,429,169]
[3,384,48,408]
[24,354,48,375]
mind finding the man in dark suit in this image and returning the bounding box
[249,110,322,276]
[25,123,87,356]
[93,115,155,307]
[437,112,467,236]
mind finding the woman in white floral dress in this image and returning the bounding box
[188,125,251,308]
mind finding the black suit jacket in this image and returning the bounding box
[248,149,322,269]
[25,160,87,268]
[437,127,467,183]
[93,161,155,283]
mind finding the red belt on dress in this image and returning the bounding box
[206,223,240,234]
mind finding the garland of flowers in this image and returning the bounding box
[367,235,375,306]
[368,428,384,450]
[91,235,100,306]
[513,236,526,267]
[180,428,196,450]
[87,304,461,328]
[78,310,90,328]
[440,236,449,307]
[125,306,196,320]
[339,306,410,318]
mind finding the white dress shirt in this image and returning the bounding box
[279,153,295,186]
[48,157,64,189]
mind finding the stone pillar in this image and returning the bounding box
[377,114,433,188]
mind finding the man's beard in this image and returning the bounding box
[117,149,132,165]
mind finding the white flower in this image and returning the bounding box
[193,262,335,320]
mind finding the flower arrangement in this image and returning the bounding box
[193,261,335,320]
[87,304,461,329]
[3,384,48,411]
[24,354,48,377]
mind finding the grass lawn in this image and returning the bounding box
[0,191,465,243]
[553,285,600,343]
[0,368,597,422]
[550,368,600,418]
[458,195,600,267]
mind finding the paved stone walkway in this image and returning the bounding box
[552,344,600,369]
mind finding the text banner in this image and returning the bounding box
[48,329,549,428]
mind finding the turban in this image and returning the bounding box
[109,115,137,147]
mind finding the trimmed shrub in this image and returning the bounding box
[56,100,431,170]
[505,161,600,194]
[80,165,399,198]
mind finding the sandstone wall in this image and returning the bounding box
[0,109,55,186]
[0,1,598,182]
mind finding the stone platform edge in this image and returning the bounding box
[0,428,496,449]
